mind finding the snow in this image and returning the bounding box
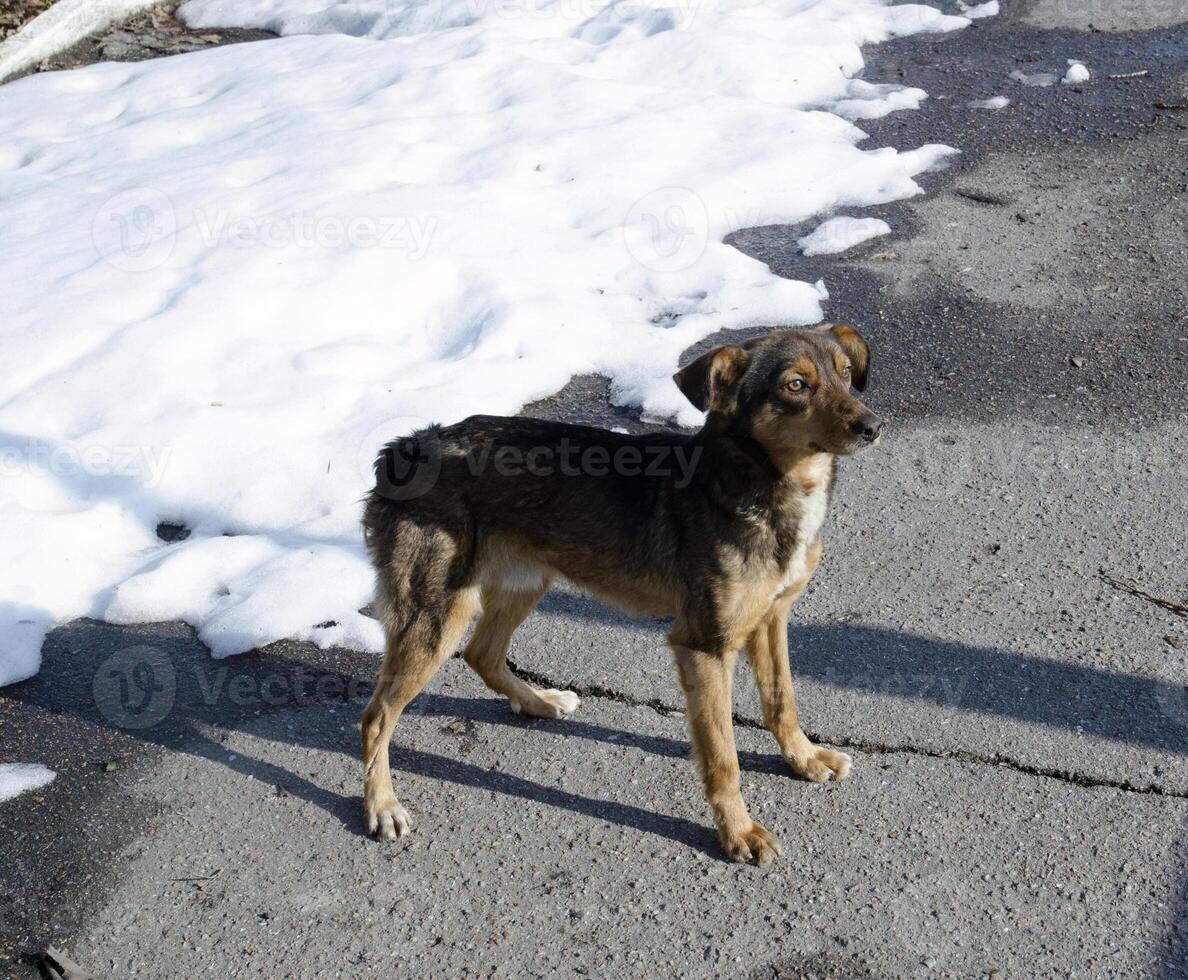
[1009,69,1057,88]
[798,216,891,256]
[1063,60,1090,84]
[0,0,979,685]
[832,79,929,121]
[968,96,1009,110]
[957,1,998,18]
[0,763,56,804]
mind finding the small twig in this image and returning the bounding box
[1099,569,1188,616]
[1108,70,1148,79]
[1153,102,1188,111]
[954,187,1010,206]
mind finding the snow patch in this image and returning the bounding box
[957,1,998,18]
[179,0,973,39]
[799,217,892,256]
[1010,69,1057,87]
[1063,60,1090,84]
[0,763,56,804]
[968,96,1009,109]
[831,79,928,121]
[0,0,970,684]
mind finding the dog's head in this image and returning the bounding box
[673,326,882,466]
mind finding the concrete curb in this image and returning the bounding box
[0,0,160,83]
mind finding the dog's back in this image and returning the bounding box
[363,415,711,619]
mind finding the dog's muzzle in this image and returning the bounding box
[849,414,883,444]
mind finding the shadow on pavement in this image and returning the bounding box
[4,612,1186,966]
[5,620,728,858]
[5,608,1184,852]
[538,590,1188,756]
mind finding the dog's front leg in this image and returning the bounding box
[745,599,851,783]
[672,644,782,865]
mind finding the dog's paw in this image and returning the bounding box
[365,800,413,841]
[537,688,580,717]
[511,688,580,719]
[788,745,852,783]
[722,820,783,866]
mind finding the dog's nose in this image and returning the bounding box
[850,414,883,443]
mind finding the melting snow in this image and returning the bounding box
[957,1,998,18]
[0,763,56,804]
[1010,69,1058,87]
[0,0,984,684]
[798,216,892,256]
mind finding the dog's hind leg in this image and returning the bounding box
[362,585,479,840]
[461,585,580,719]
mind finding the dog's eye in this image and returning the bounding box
[784,378,805,393]
[841,365,852,380]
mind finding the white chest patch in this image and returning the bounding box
[775,459,831,598]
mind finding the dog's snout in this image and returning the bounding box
[850,414,883,443]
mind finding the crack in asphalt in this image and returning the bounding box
[507,661,1188,801]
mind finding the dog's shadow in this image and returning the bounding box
[14,619,734,858]
[157,700,729,856]
[10,600,1188,865]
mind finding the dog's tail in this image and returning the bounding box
[364,497,475,656]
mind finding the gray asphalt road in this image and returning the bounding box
[2,1,1187,977]
[43,658,1188,978]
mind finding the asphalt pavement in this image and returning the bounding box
[2,1,1187,977]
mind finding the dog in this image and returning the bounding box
[360,325,882,864]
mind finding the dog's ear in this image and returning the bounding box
[827,324,870,391]
[673,345,751,413]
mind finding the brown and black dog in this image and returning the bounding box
[360,325,882,864]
